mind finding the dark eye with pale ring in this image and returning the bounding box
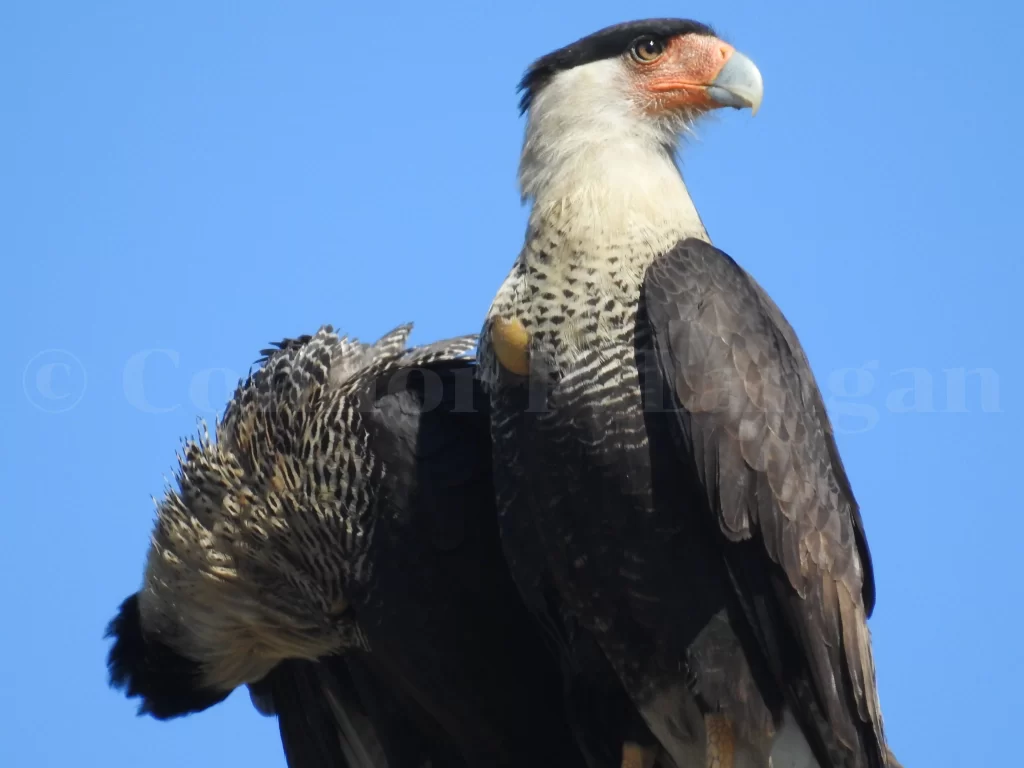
[630,36,665,63]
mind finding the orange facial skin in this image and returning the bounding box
[630,34,738,114]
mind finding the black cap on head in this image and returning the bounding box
[517,18,716,114]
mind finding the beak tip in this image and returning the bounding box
[709,49,764,116]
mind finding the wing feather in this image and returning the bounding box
[248,659,390,768]
[641,238,886,767]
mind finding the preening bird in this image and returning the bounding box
[479,19,900,768]
[105,324,590,768]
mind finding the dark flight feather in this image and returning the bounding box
[640,237,886,767]
[248,658,390,768]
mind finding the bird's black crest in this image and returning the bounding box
[517,18,715,114]
[105,593,231,719]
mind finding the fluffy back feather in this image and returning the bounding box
[109,324,478,712]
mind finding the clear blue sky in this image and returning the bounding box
[3,2,1021,766]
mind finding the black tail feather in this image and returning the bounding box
[105,593,230,719]
[251,655,469,768]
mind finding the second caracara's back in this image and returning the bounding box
[106,324,589,768]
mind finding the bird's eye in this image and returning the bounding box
[630,36,665,63]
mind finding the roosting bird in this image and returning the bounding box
[479,18,900,768]
[105,324,594,768]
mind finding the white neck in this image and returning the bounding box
[517,59,707,248]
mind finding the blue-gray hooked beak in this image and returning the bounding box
[706,49,763,116]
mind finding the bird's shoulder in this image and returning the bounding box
[640,237,874,610]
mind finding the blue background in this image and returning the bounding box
[3,2,1020,766]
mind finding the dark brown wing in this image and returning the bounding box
[641,237,885,767]
[353,358,591,768]
[248,659,392,768]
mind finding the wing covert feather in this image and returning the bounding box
[643,239,869,605]
[641,238,884,761]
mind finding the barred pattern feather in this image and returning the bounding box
[108,322,596,768]
[481,207,893,768]
[139,325,477,691]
